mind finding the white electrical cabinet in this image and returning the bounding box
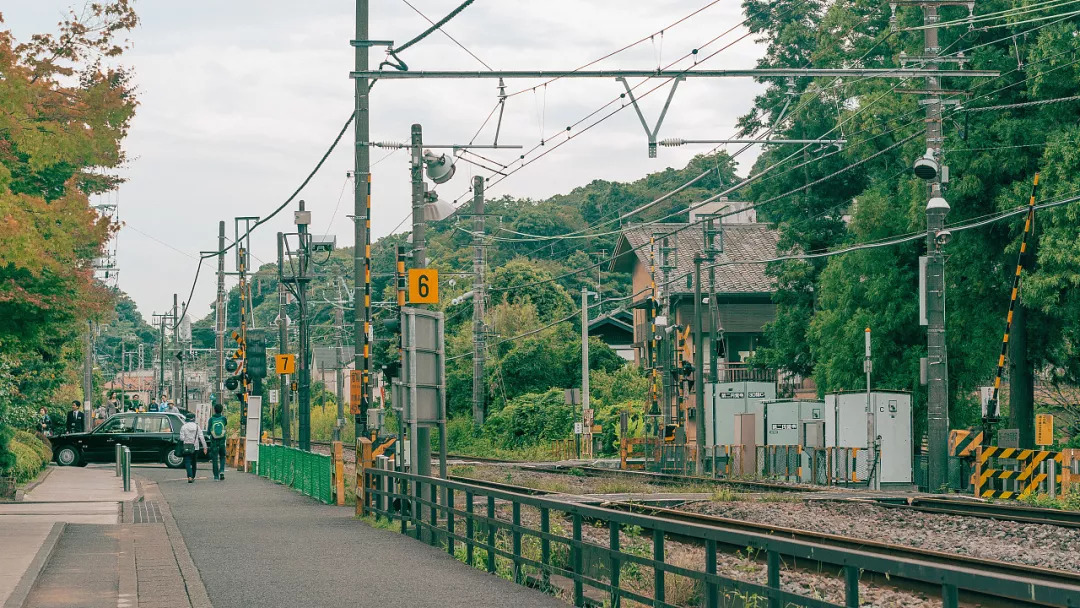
[764,400,825,446]
[824,391,912,484]
[708,381,776,446]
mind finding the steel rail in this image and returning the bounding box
[602,500,1080,605]
[874,496,1080,529]
[530,464,822,493]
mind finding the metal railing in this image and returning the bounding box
[361,468,1078,608]
[258,444,333,504]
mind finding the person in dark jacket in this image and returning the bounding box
[65,400,85,434]
[206,403,228,481]
[37,407,51,436]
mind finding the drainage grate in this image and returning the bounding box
[131,500,164,524]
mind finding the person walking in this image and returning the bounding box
[207,403,228,481]
[166,401,180,414]
[65,400,84,434]
[178,416,208,483]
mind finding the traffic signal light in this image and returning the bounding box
[247,329,267,378]
[226,330,246,395]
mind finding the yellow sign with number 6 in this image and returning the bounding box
[408,269,439,304]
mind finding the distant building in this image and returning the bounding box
[588,309,635,361]
[610,209,783,448]
[610,212,780,373]
[312,346,355,395]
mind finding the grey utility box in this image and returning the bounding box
[764,400,824,446]
[824,391,912,484]
[709,381,776,446]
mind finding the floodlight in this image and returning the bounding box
[913,148,939,181]
[422,150,456,184]
[422,197,457,222]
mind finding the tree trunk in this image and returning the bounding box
[1008,303,1035,448]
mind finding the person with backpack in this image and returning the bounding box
[207,403,228,481]
[178,415,208,483]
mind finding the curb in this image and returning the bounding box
[14,466,55,501]
[2,522,65,608]
[135,475,212,608]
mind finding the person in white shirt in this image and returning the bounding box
[178,417,208,483]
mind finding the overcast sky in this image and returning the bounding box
[5,0,765,321]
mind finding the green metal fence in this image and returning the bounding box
[258,444,333,504]
[362,467,1080,608]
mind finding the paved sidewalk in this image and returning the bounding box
[1,465,210,608]
[138,466,567,608]
[0,466,131,607]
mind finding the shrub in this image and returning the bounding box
[9,439,45,484]
[483,389,574,449]
[14,430,51,463]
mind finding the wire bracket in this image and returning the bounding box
[617,76,684,158]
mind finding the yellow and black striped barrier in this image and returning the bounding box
[973,446,1073,499]
[949,428,984,458]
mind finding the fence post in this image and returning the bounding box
[573,513,584,607]
[446,487,455,557]
[609,522,621,608]
[540,507,551,589]
[332,441,344,506]
[705,538,717,608]
[766,549,780,608]
[652,528,664,606]
[465,490,474,566]
[355,437,373,516]
[486,496,496,574]
[844,565,859,607]
[974,445,983,498]
[511,502,522,583]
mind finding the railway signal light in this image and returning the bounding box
[247,329,267,378]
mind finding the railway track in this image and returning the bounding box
[866,496,1080,529]
[529,463,821,493]
[602,501,1080,607]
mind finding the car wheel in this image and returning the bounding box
[55,446,80,467]
[164,448,184,469]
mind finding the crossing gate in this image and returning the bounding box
[949,428,984,458]
[973,446,1073,499]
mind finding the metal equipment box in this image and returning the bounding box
[764,400,825,445]
[824,391,912,484]
[708,381,776,446]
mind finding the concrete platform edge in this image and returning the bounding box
[2,522,64,608]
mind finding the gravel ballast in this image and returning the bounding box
[684,498,1080,573]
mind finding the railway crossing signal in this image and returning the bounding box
[247,329,267,378]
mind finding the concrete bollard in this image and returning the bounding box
[121,446,131,492]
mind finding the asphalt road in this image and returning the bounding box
[138,466,566,608]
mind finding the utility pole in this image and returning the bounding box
[180,304,188,410]
[920,2,950,492]
[277,232,291,446]
[410,123,431,478]
[157,314,166,401]
[83,320,93,431]
[172,294,180,402]
[297,201,312,451]
[352,0,372,446]
[705,217,722,384]
[215,221,226,408]
[471,175,486,427]
[581,286,592,459]
[693,256,705,473]
[333,267,346,442]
